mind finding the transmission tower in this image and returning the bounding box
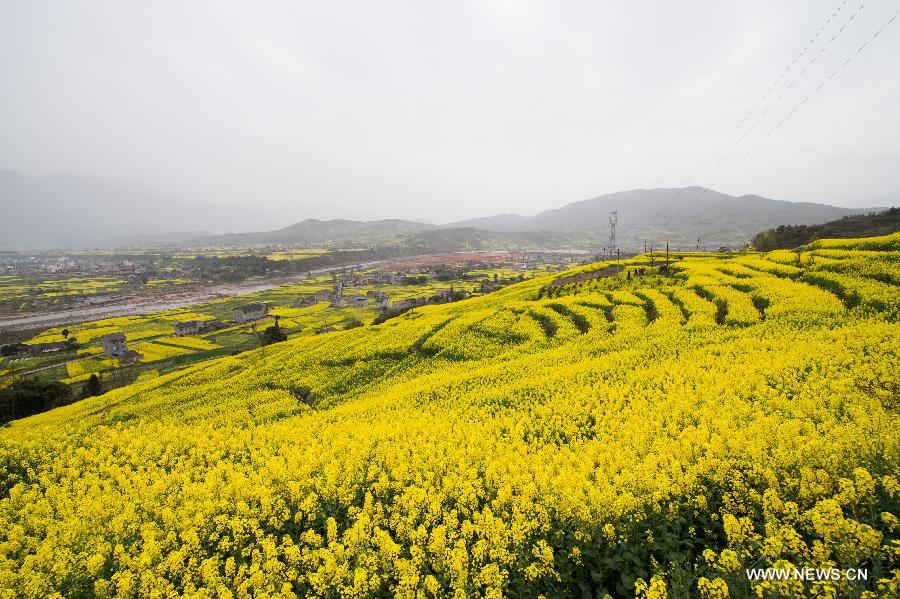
[608,210,618,259]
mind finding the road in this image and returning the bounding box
[0,260,387,332]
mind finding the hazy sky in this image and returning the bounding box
[1,0,898,223]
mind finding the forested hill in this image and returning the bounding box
[753,207,900,250]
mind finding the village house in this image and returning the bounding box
[100,332,128,357]
[233,303,269,324]
[293,296,318,308]
[350,295,368,307]
[314,290,331,302]
[26,340,74,357]
[174,320,203,336]
[391,298,417,311]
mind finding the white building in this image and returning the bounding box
[100,332,127,357]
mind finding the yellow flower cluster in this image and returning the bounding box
[0,240,897,597]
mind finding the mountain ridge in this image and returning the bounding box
[188,187,872,249]
[0,171,875,249]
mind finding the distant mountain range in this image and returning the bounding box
[0,171,275,249]
[443,187,875,248]
[0,170,882,250]
[187,187,875,250]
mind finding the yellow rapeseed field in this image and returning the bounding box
[0,235,898,598]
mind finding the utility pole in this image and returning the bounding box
[608,210,618,260]
[666,242,670,272]
[616,249,621,274]
[696,236,700,252]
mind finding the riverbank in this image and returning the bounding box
[0,260,386,333]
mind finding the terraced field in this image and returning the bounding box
[0,234,898,597]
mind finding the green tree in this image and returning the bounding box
[262,324,288,345]
[0,343,26,357]
[81,374,103,398]
[343,318,363,330]
[0,379,71,423]
[753,229,776,252]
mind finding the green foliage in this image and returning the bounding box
[80,374,103,399]
[343,318,364,330]
[753,208,899,250]
[0,379,71,423]
[0,344,26,358]
[261,324,288,345]
[528,309,558,337]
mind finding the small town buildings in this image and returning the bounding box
[26,341,73,357]
[100,332,128,357]
[391,298,416,311]
[234,303,269,323]
[174,321,202,336]
[293,296,318,308]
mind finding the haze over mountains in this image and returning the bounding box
[0,171,278,249]
[0,170,879,250]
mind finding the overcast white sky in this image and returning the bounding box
[1,0,898,223]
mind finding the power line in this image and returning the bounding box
[711,8,899,185]
[657,0,861,217]
[706,0,853,169]
[709,0,868,170]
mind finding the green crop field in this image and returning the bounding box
[0,234,898,597]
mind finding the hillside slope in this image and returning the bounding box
[448,187,871,248]
[187,218,436,247]
[1,234,898,596]
[753,207,900,250]
[182,187,871,250]
[187,223,570,252]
